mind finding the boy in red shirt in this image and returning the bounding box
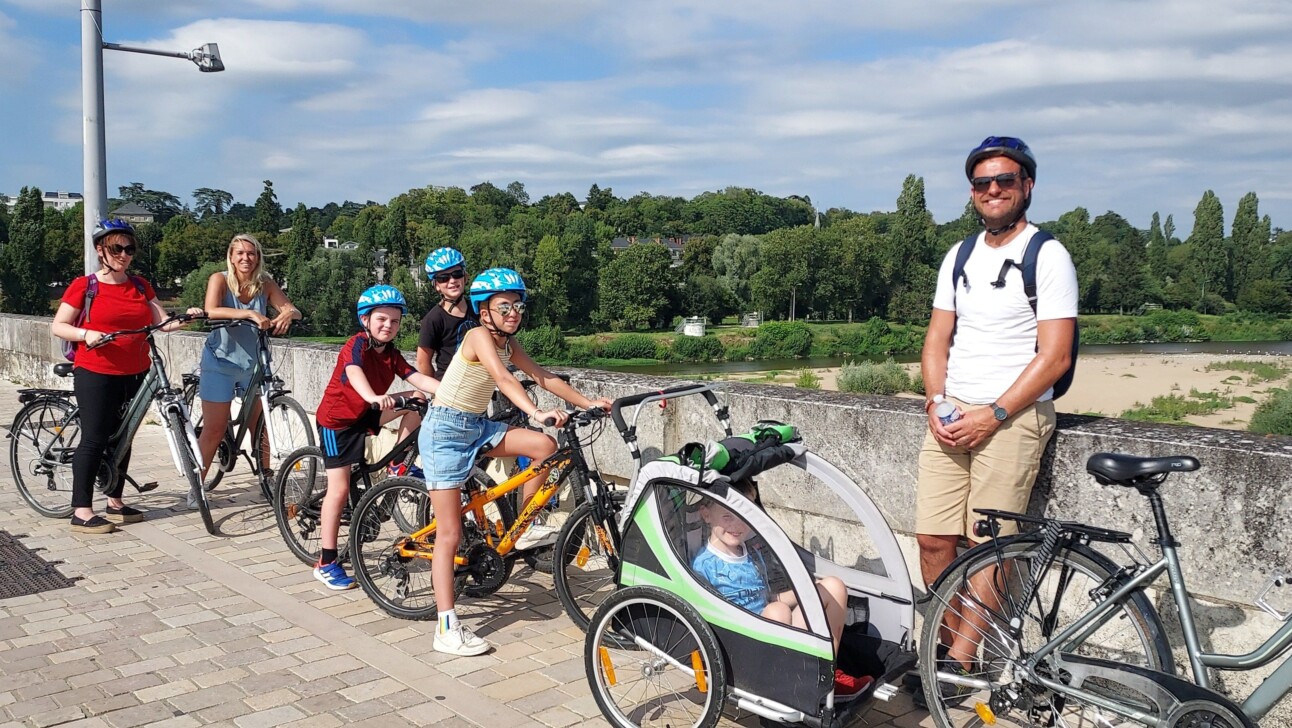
[313,285,438,589]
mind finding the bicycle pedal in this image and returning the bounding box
[135,481,160,493]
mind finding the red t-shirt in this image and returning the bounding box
[62,275,157,376]
[316,333,417,429]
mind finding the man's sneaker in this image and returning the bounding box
[433,623,490,656]
[314,561,356,590]
[186,487,201,510]
[514,523,558,551]
[834,669,874,703]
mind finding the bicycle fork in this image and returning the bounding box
[160,401,203,479]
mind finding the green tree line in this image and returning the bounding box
[3,177,1290,337]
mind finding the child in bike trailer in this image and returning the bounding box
[691,451,871,701]
[312,285,440,591]
[420,267,612,657]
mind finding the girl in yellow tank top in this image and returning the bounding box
[418,268,613,658]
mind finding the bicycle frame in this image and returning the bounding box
[948,494,1292,724]
[398,419,607,564]
[208,324,289,464]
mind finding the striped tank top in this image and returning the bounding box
[434,340,511,414]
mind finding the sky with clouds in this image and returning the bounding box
[4,1,1292,236]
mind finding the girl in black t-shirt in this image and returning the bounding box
[416,247,476,379]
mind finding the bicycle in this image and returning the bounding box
[552,383,732,633]
[273,395,541,570]
[919,451,1285,728]
[8,313,214,531]
[348,406,615,620]
[180,320,313,502]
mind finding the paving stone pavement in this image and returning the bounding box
[0,378,934,728]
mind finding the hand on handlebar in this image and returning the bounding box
[83,330,107,349]
[534,408,569,428]
[587,397,614,412]
[367,394,396,411]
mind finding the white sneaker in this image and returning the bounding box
[433,623,490,656]
[514,523,557,551]
[186,488,200,510]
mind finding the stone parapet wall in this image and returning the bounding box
[4,314,1290,714]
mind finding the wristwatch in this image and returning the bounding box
[990,402,1009,421]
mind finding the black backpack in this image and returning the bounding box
[951,230,1078,398]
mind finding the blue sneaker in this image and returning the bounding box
[313,561,356,590]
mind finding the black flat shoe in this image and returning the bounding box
[105,505,145,524]
[71,515,117,534]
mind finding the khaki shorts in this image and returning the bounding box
[915,398,1056,541]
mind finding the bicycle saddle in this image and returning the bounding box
[1086,452,1200,486]
[53,362,74,377]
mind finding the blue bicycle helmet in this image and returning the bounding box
[965,136,1037,181]
[92,218,137,244]
[424,247,466,277]
[468,268,527,313]
[356,284,408,323]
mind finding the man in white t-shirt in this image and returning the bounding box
[916,136,1079,594]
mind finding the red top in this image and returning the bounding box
[62,275,157,376]
[316,333,416,429]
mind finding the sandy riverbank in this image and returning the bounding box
[720,353,1292,431]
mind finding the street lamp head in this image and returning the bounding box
[190,43,224,73]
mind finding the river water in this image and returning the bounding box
[603,340,1292,377]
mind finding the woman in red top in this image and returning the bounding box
[50,219,198,534]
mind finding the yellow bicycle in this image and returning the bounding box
[348,407,611,620]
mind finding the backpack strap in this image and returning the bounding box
[80,274,99,323]
[127,274,148,297]
[1019,230,1055,315]
[950,233,978,305]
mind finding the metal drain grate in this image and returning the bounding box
[0,530,78,599]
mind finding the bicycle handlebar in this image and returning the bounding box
[537,407,606,429]
[87,312,208,350]
[369,394,429,414]
[609,385,721,433]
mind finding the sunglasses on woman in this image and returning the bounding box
[433,269,465,283]
[107,244,137,256]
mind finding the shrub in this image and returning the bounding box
[750,321,813,359]
[835,317,891,355]
[517,325,568,362]
[794,368,821,389]
[179,261,227,311]
[836,359,910,395]
[599,333,661,361]
[1249,388,1292,436]
[565,341,596,365]
[671,335,726,362]
[724,343,752,361]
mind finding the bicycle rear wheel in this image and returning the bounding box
[350,477,438,620]
[554,490,626,632]
[273,446,332,565]
[10,398,79,518]
[919,537,1173,728]
[256,395,314,503]
[168,409,213,534]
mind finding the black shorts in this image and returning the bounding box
[317,409,381,469]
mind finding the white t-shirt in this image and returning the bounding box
[931,224,1078,404]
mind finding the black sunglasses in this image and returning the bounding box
[971,172,1024,193]
[433,269,465,283]
[106,244,137,256]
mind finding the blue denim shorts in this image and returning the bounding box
[419,406,509,490]
[197,348,253,404]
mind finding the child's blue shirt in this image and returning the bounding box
[692,542,768,612]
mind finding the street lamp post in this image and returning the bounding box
[81,0,223,274]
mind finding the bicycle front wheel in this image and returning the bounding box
[256,395,314,502]
[919,537,1173,728]
[10,398,79,518]
[554,491,626,632]
[273,446,331,565]
[167,409,213,534]
[350,477,438,621]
